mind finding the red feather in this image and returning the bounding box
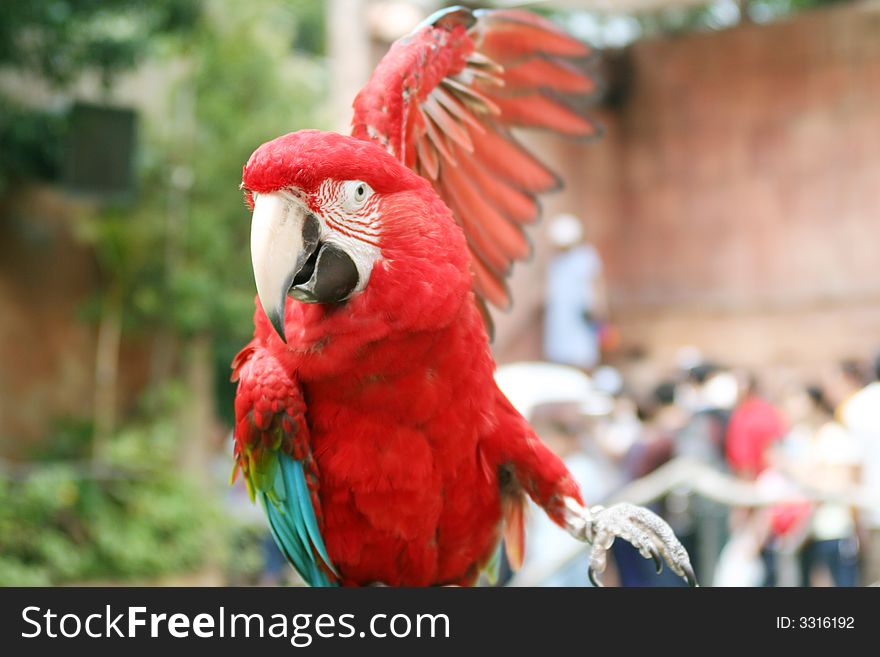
[501,57,597,94]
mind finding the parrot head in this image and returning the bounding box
[242,130,469,342]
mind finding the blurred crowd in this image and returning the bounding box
[507,350,880,588]
[499,213,880,587]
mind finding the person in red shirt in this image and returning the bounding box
[726,377,788,479]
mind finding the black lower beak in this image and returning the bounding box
[290,243,359,305]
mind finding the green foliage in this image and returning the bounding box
[0,0,200,87]
[646,0,849,35]
[223,524,270,585]
[746,0,849,23]
[550,0,850,47]
[0,101,69,195]
[0,1,201,193]
[0,468,210,586]
[0,2,329,583]
[0,378,282,585]
[0,406,217,585]
[288,0,327,56]
[76,0,328,342]
[172,0,328,337]
[28,417,95,461]
[72,0,330,426]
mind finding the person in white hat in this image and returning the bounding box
[543,213,608,371]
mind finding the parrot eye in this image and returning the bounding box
[340,180,373,212]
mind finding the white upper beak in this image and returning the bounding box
[250,192,311,342]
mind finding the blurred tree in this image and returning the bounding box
[0,0,200,194]
[0,0,199,86]
[75,0,328,466]
[548,0,850,48]
[0,0,329,584]
[0,393,219,585]
[648,0,850,33]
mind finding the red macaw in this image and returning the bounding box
[232,6,695,587]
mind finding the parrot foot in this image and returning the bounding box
[563,498,697,587]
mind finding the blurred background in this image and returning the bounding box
[1,0,878,586]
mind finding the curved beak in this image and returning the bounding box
[250,193,320,343]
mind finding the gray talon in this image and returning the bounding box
[683,563,698,587]
[588,566,603,588]
[649,545,662,574]
[563,498,696,587]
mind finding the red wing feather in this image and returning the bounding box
[491,94,598,136]
[351,7,599,328]
[467,122,562,193]
[451,146,540,225]
[501,57,597,95]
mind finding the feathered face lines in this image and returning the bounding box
[244,180,383,251]
[311,179,382,249]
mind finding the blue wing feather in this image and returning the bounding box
[286,458,337,573]
[262,493,311,579]
[263,453,338,587]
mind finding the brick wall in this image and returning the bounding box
[0,187,150,456]
[501,3,880,375]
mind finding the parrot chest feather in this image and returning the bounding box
[298,321,503,585]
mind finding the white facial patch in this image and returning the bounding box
[313,179,383,295]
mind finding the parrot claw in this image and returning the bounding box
[648,544,663,574]
[588,565,603,588]
[682,562,697,588]
[563,499,697,587]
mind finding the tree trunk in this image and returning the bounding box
[178,333,216,485]
[327,0,371,132]
[92,283,122,462]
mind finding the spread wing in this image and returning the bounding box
[352,6,599,325]
[231,341,338,586]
